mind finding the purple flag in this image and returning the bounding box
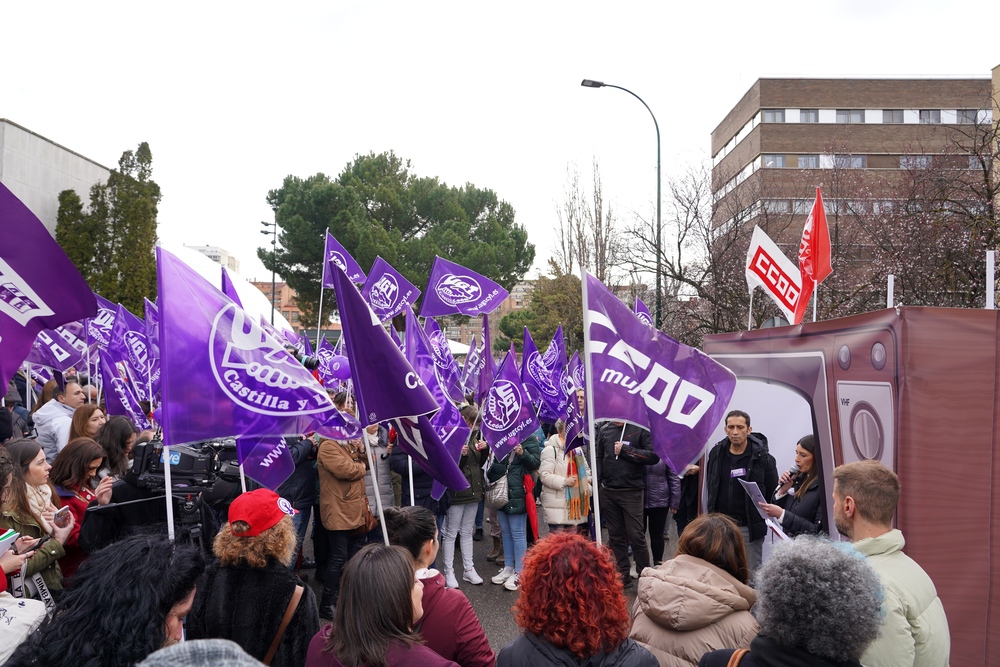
[87,294,118,351]
[221,268,243,307]
[25,323,88,372]
[156,247,358,446]
[99,348,152,430]
[423,318,466,404]
[419,256,510,317]
[634,296,654,328]
[321,230,366,286]
[563,387,586,454]
[480,349,540,459]
[315,337,351,386]
[389,325,404,353]
[568,350,585,391]
[329,259,438,426]
[283,329,313,357]
[460,334,480,394]
[362,257,420,323]
[237,437,295,490]
[586,273,737,472]
[521,327,563,422]
[259,316,285,343]
[475,315,495,405]
[0,183,97,391]
[390,415,471,493]
[144,298,160,357]
[109,305,151,403]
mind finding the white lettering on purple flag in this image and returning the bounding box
[329,250,347,272]
[370,274,399,310]
[0,258,54,326]
[436,274,482,306]
[483,380,521,431]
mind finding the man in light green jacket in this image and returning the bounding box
[832,461,950,667]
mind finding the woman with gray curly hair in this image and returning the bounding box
[699,536,883,667]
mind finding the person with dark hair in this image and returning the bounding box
[699,536,884,667]
[95,416,138,480]
[498,532,657,667]
[275,434,320,570]
[6,534,206,667]
[487,429,542,592]
[440,405,486,588]
[34,381,86,462]
[383,505,494,667]
[306,543,460,667]
[758,434,824,536]
[0,438,74,598]
[629,514,757,666]
[0,447,32,595]
[68,404,106,442]
[187,489,319,667]
[643,458,681,568]
[50,437,113,579]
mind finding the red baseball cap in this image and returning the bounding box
[228,489,298,537]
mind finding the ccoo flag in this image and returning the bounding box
[419,256,509,318]
[362,257,421,323]
[156,247,358,446]
[745,225,802,324]
[321,230,367,286]
[585,273,737,473]
[0,183,97,391]
[480,348,540,459]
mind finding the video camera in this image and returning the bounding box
[126,438,242,509]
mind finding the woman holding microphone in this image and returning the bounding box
[758,435,824,536]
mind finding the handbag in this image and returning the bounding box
[484,458,513,510]
[351,496,378,536]
[0,591,47,664]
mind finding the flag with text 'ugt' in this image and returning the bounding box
[480,348,540,460]
[423,317,466,404]
[634,296,654,327]
[0,183,96,391]
[541,325,571,415]
[585,273,737,472]
[363,257,421,323]
[321,230,367,287]
[109,304,152,403]
[237,436,295,490]
[144,297,161,399]
[156,247,358,446]
[521,327,561,423]
[99,348,152,430]
[419,256,509,318]
[315,337,351,387]
[87,293,118,351]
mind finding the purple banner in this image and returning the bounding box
[521,327,563,422]
[419,256,509,318]
[634,296,654,327]
[460,334,479,394]
[99,348,152,430]
[475,315,495,405]
[362,257,420,323]
[237,436,296,490]
[391,415,471,493]
[321,230,367,287]
[87,294,118,351]
[423,318,466,404]
[108,305,151,403]
[221,268,243,307]
[0,183,97,391]
[315,337,351,388]
[586,273,737,472]
[480,348,540,459]
[330,260,438,426]
[156,247,358,446]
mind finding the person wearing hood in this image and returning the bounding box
[34,381,86,462]
[629,514,757,667]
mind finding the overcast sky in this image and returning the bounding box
[5,1,996,284]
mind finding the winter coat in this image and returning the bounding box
[498,632,657,667]
[275,437,318,511]
[391,449,439,513]
[363,426,394,515]
[629,555,758,667]
[539,435,588,526]
[307,627,460,667]
[705,434,777,542]
[644,461,681,511]
[54,484,95,579]
[317,439,368,531]
[854,530,950,667]
[699,634,864,667]
[595,422,659,490]
[416,569,495,667]
[187,558,319,667]
[0,506,65,592]
[770,476,824,536]
[486,429,542,515]
[451,432,485,505]
[33,400,73,462]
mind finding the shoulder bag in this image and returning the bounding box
[484,457,513,510]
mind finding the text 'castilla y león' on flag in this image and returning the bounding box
[585,273,737,473]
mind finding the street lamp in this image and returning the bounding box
[260,215,278,325]
[581,79,662,329]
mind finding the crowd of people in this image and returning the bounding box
[1,374,952,667]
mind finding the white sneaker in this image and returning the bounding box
[463,569,484,585]
[491,567,514,584]
[445,572,460,589]
[504,573,520,591]
[630,563,638,580]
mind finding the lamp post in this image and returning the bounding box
[260,214,278,325]
[581,79,662,329]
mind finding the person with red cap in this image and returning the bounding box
[186,488,319,667]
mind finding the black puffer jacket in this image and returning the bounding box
[705,433,777,542]
[699,634,863,667]
[498,632,658,667]
[451,429,485,505]
[275,437,318,511]
[771,477,824,536]
[595,422,659,490]
[486,428,542,515]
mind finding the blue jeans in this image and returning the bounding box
[475,497,484,530]
[497,512,528,573]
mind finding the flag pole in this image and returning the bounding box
[365,435,390,545]
[315,287,325,352]
[408,457,416,507]
[24,363,32,412]
[812,279,818,323]
[239,464,247,493]
[747,291,754,331]
[162,442,176,542]
[581,271,603,546]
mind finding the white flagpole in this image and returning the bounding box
[581,271,603,546]
[408,456,416,507]
[887,275,895,309]
[747,291,754,331]
[812,279,818,322]
[315,287,325,352]
[365,433,390,545]
[987,251,995,310]
[24,363,32,412]
[163,443,176,542]
[239,464,248,493]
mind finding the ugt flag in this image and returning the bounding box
[237,436,295,490]
[87,293,118,351]
[362,257,421,323]
[156,247,357,446]
[423,317,467,404]
[634,297,654,327]
[480,348,540,459]
[745,225,802,324]
[419,256,509,317]
[521,327,562,423]
[99,348,152,430]
[0,183,96,391]
[585,273,737,473]
[25,323,88,373]
[321,230,367,286]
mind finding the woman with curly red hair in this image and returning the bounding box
[498,532,657,667]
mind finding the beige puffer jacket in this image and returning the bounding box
[629,555,758,667]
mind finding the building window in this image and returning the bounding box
[919,109,941,124]
[800,109,819,123]
[883,109,904,124]
[833,155,866,169]
[762,109,785,123]
[792,200,813,214]
[763,154,785,168]
[797,155,819,169]
[836,109,865,123]
[957,109,978,124]
[763,199,791,214]
[900,155,931,169]
[282,310,291,319]
[291,312,300,323]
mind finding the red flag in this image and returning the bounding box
[798,187,832,284]
[792,276,813,325]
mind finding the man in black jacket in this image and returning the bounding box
[595,420,659,586]
[705,410,777,573]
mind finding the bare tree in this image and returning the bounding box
[553,159,624,284]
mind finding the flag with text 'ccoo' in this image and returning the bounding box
[237,436,296,490]
[419,256,509,318]
[585,273,737,473]
[0,183,96,391]
[480,348,540,460]
[24,323,88,373]
[321,230,367,287]
[156,247,358,446]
